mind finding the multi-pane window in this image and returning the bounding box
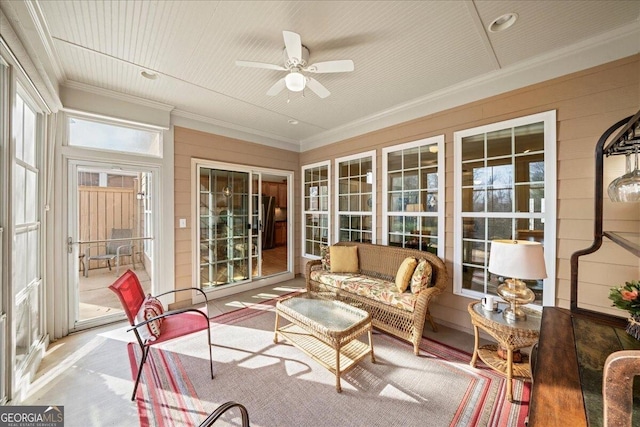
[302,162,330,257]
[382,136,444,257]
[453,111,556,306]
[13,88,43,367]
[335,151,375,243]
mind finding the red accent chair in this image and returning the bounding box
[109,269,214,400]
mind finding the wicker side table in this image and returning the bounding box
[468,301,541,402]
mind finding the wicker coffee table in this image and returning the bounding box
[274,293,375,392]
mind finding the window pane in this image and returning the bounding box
[462,266,486,293]
[487,218,513,240]
[463,217,485,240]
[26,169,37,223]
[403,170,419,190]
[515,154,544,183]
[463,240,486,266]
[487,128,511,158]
[69,117,161,157]
[23,103,36,167]
[462,188,484,212]
[462,162,485,186]
[462,134,483,161]
[15,301,29,366]
[420,145,438,166]
[516,184,544,213]
[516,218,545,243]
[388,152,402,171]
[403,148,419,169]
[515,122,544,154]
[14,165,25,225]
[422,169,438,190]
[486,158,513,187]
[28,228,39,283]
[14,96,24,160]
[389,172,402,191]
[14,231,27,295]
[487,187,512,212]
[30,286,41,347]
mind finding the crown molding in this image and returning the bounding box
[25,0,65,83]
[300,22,640,151]
[171,110,301,152]
[62,80,175,112]
[0,5,61,111]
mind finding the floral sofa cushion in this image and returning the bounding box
[309,270,416,312]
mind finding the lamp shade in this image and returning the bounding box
[285,72,305,92]
[488,240,547,280]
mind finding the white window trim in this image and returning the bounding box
[334,150,376,244]
[301,160,331,258]
[381,135,445,258]
[453,110,557,307]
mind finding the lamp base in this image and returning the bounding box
[503,304,527,322]
[497,278,535,322]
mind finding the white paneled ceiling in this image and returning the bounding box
[5,0,640,150]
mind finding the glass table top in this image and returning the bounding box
[278,295,368,332]
[472,302,542,331]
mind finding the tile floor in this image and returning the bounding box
[19,277,477,426]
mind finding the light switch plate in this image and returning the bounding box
[179,218,187,228]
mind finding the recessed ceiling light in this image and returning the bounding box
[488,13,518,33]
[288,119,299,125]
[141,70,158,80]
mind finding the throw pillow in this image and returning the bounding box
[329,246,359,273]
[320,244,331,271]
[135,295,164,342]
[410,259,433,294]
[395,257,418,292]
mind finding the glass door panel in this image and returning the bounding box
[251,172,262,278]
[69,163,155,328]
[199,168,250,287]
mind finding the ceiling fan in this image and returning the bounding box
[235,31,354,99]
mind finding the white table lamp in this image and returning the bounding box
[488,240,547,321]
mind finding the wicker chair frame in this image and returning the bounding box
[305,242,448,355]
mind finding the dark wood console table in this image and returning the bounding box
[528,307,640,426]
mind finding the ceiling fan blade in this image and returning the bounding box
[266,78,287,96]
[306,78,330,99]
[236,60,286,71]
[305,60,354,73]
[282,30,302,63]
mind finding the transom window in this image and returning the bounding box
[453,110,557,306]
[302,161,330,257]
[335,151,375,244]
[382,135,444,257]
[68,115,162,157]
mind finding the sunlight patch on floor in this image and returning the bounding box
[272,286,304,292]
[26,336,107,397]
[379,383,419,403]
[223,301,276,311]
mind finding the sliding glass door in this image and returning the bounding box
[199,167,252,287]
[196,160,292,294]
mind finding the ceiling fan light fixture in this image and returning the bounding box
[488,13,518,33]
[285,72,306,92]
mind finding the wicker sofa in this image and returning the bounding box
[305,241,448,355]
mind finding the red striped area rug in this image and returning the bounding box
[128,299,530,427]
